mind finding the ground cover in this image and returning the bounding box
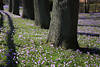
[0,11,100,67]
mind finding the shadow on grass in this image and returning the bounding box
[78,32,100,37]
[78,14,100,54]
[78,47,100,55]
[78,24,100,28]
[79,17,100,20]
[0,11,18,67]
[77,32,100,54]
[79,13,100,20]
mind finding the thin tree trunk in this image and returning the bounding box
[34,0,50,29]
[0,12,3,28]
[12,0,20,15]
[85,0,89,13]
[94,1,97,13]
[0,0,4,10]
[8,0,12,12]
[22,0,34,20]
[47,0,79,49]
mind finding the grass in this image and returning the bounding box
[0,13,100,67]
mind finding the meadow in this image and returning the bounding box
[0,11,100,67]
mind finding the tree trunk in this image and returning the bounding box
[22,0,34,20]
[94,1,97,13]
[84,0,89,13]
[12,0,20,15]
[48,0,53,12]
[0,12,3,28]
[47,0,79,49]
[0,0,4,10]
[34,0,50,29]
[8,0,12,12]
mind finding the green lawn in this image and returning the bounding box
[0,13,100,67]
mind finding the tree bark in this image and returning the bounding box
[47,0,79,49]
[49,0,53,12]
[8,0,12,12]
[12,0,20,15]
[0,12,3,28]
[0,0,4,10]
[34,0,50,29]
[84,0,89,13]
[22,0,34,20]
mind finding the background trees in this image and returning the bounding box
[22,0,34,20]
[34,0,50,29]
[0,12,3,28]
[8,0,19,15]
[47,0,80,49]
[12,0,19,15]
[0,0,4,10]
[8,0,12,12]
[84,0,90,13]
